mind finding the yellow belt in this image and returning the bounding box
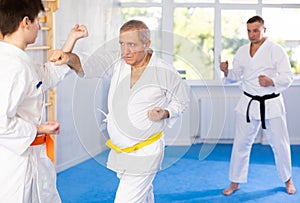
[106,131,163,153]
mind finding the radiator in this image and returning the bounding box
[198,96,239,142]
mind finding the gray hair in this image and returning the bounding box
[120,19,150,44]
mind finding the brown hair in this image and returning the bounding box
[247,15,264,25]
[0,0,45,37]
[120,20,150,44]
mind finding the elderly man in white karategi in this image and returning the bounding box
[0,0,87,202]
[220,15,296,195]
[71,20,189,203]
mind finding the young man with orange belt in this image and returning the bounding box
[0,0,87,202]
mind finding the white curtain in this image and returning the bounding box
[54,0,122,172]
[55,0,121,56]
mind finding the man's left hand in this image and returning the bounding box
[258,75,274,87]
[148,107,168,121]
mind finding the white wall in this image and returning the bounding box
[53,1,300,172]
[54,0,121,172]
[55,75,300,173]
[185,82,300,145]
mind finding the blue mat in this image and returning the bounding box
[57,144,300,203]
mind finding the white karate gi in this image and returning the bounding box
[82,52,189,203]
[0,41,70,203]
[226,38,294,183]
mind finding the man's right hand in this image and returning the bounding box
[61,24,88,53]
[220,60,229,77]
[69,24,89,41]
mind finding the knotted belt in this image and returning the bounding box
[30,134,55,161]
[244,91,280,129]
[106,131,163,153]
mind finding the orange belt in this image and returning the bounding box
[31,135,47,146]
[30,134,55,162]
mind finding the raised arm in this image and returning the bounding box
[46,24,88,74]
[62,24,88,53]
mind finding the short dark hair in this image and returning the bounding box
[120,20,150,44]
[247,15,264,25]
[0,0,45,37]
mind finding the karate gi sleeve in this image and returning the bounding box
[0,66,36,155]
[226,50,244,82]
[271,46,293,93]
[79,50,118,79]
[35,62,71,91]
[164,73,190,128]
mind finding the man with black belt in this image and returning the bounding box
[220,15,296,195]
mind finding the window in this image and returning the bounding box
[120,0,161,2]
[263,8,300,74]
[121,7,162,30]
[263,0,300,3]
[221,10,256,68]
[174,7,214,80]
[220,0,257,3]
[119,0,300,80]
[121,7,163,54]
[174,0,214,3]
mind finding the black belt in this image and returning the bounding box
[244,91,280,129]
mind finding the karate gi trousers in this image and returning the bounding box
[229,113,292,183]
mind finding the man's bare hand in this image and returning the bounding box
[148,107,168,121]
[69,24,88,41]
[48,50,70,66]
[220,60,229,77]
[258,75,274,87]
[37,120,60,135]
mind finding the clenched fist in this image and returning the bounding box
[148,107,169,121]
